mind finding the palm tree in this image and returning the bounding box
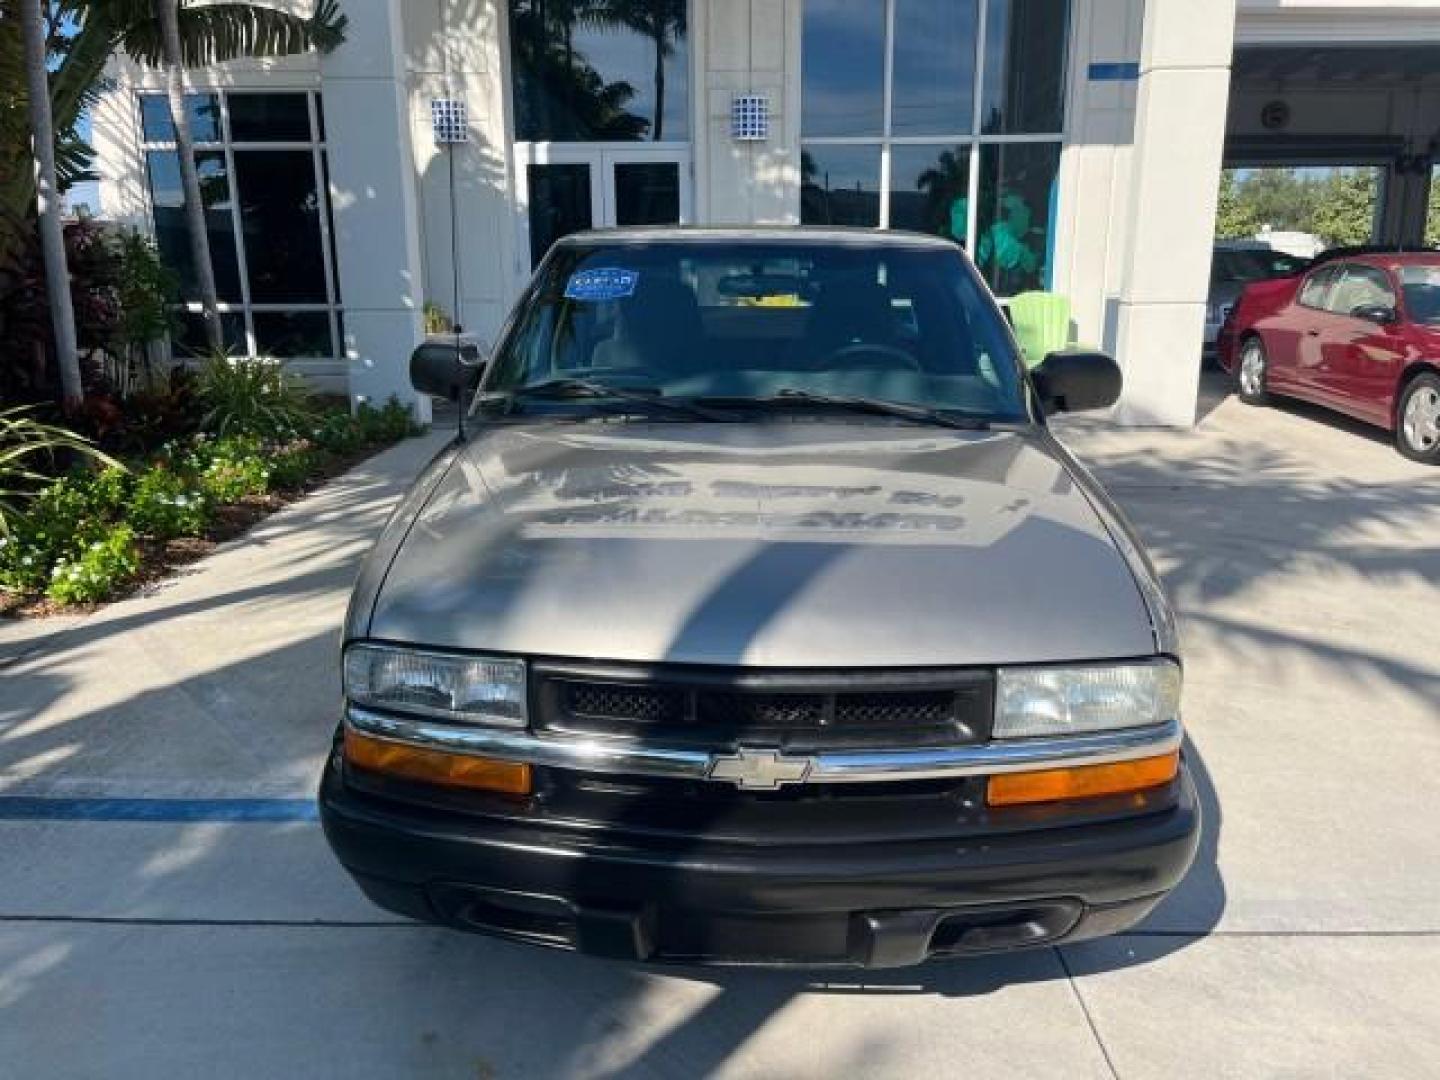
[3,2,347,403]
[156,1,221,350]
[19,0,83,408]
[587,0,685,140]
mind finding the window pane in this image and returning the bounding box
[233,150,327,303]
[1328,265,1395,316]
[228,93,313,142]
[892,0,979,136]
[802,0,886,137]
[140,93,221,143]
[254,312,335,357]
[801,145,882,227]
[981,0,1069,134]
[527,163,594,266]
[976,142,1060,295]
[145,150,243,303]
[509,0,689,141]
[613,162,680,227]
[1298,267,1336,309]
[889,145,971,242]
[173,312,246,357]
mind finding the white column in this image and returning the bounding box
[320,0,430,423]
[1111,0,1237,426]
[698,0,802,225]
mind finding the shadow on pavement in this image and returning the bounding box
[10,374,1438,1075]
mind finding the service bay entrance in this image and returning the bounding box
[519,144,691,267]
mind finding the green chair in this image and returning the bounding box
[1008,291,1072,369]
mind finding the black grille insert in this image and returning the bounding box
[536,663,993,751]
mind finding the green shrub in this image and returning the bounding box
[309,411,362,455]
[200,455,270,503]
[128,467,209,539]
[197,355,314,438]
[0,530,59,593]
[195,436,271,502]
[355,397,423,444]
[1,406,121,535]
[268,441,318,490]
[87,467,134,514]
[0,469,126,591]
[46,526,141,605]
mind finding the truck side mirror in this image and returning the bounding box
[1031,349,1123,415]
[410,341,487,402]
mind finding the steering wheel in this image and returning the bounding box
[823,342,920,371]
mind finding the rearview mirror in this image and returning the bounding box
[1350,303,1397,326]
[410,340,487,402]
[1031,349,1122,415]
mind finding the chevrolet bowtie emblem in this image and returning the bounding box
[707,748,812,790]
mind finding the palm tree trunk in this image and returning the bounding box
[158,0,223,352]
[19,0,83,409]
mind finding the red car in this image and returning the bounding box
[1218,250,1440,463]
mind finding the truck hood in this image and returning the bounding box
[366,422,1157,667]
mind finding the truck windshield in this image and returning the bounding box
[481,240,1031,423]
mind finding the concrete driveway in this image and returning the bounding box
[3,382,1437,1079]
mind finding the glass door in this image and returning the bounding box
[519,145,690,268]
[603,148,688,229]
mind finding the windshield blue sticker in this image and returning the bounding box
[565,267,638,302]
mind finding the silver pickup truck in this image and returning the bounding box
[320,228,1199,968]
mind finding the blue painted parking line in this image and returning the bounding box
[0,797,318,823]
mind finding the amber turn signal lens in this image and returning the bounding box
[986,751,1179,807]
[344,730,532,795]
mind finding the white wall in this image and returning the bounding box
[1110,0,1238,426]
[1050,0,1145,357]
[695,0,802,226]
[402,0,517,347]
[320,0,429,419]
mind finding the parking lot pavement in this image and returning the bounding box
[3,387,1438,1078]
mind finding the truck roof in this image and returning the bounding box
[555,225,963,250]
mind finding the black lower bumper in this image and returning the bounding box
[320,757,1200,968]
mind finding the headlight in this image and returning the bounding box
[343,644,527,727]
[994,660,1180,739]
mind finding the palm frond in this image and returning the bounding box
[0,407,123,536]
[55,132,97,193]
[119,1,349,69]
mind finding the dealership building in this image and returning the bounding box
[94,0,1440,425]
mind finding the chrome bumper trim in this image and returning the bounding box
[344,706,1183,786]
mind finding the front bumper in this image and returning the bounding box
[320,748,1201,968]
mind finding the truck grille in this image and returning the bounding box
[534,662,993,751]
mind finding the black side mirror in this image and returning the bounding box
[1031,349,1123,415]
[410,341,487,402]
[1351,303,1397,326]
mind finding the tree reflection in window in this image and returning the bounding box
[510,0,689,142]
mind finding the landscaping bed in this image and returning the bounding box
[1,396,423,619]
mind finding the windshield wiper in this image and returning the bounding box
[696,388,991,431]
[481,378,735,423]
